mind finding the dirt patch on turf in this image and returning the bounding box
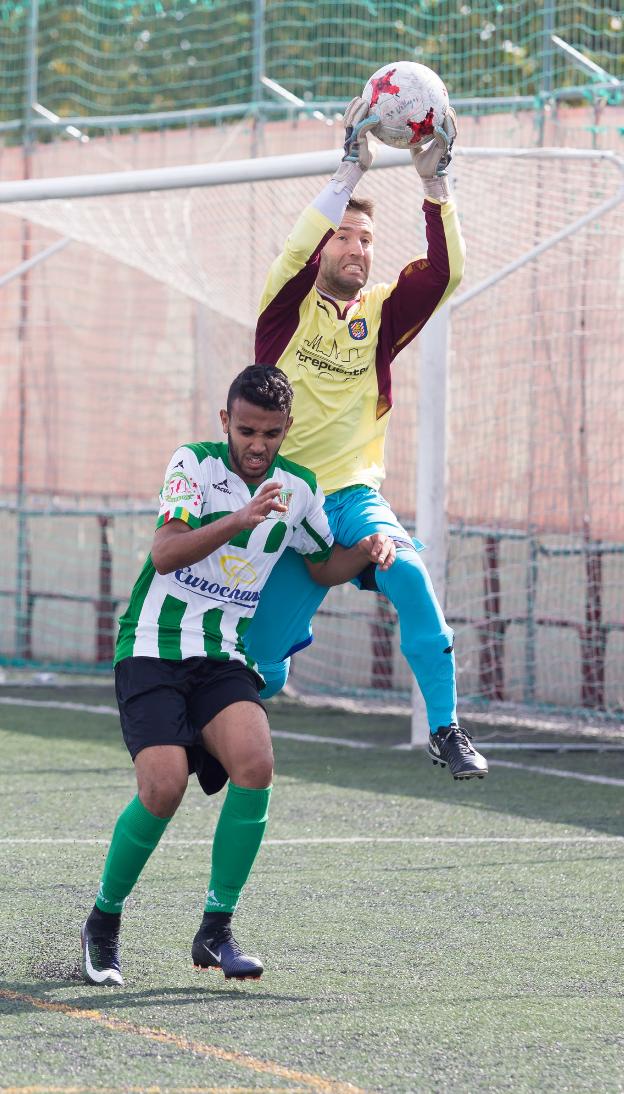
[30,960,83,982]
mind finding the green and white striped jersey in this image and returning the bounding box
[115,441,333,676]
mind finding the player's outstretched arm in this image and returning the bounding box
[329,96,379,196]
[257,98,378,339]
[307,96,379,233]
[305,533,396,588]
[410,107,457,203]
[151,482,287,574]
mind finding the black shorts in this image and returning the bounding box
[114,656,265,796]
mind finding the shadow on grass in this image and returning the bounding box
[0,977,309,1010]
[267,725,624,839]
[2,687,623,839]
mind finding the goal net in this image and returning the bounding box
[1,140,623,731]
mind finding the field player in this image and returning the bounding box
[246,99,488,780]
[81,365,395,986]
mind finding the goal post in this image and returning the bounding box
[1,143,623,733]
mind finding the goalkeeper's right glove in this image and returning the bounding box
[331,96,379,195]
[410,108,457,202]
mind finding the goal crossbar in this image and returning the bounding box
[0,145,621,205]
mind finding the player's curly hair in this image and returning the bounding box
[227,364,293,416]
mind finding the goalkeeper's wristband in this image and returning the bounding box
[312,180,352,224]
[420,175,451,203]
[330,160,365,196]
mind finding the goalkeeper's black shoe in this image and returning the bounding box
[428,724,489,780]
[81,916,124,986]
[192,912,263,980]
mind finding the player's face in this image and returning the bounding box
[317,210,374,299]
[220,398,292,484]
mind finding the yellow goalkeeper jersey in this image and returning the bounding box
[255,198,465,495]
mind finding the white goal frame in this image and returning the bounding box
[1,145,622,746]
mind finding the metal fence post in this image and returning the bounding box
[15,0,39,661]
[542,2,556,96]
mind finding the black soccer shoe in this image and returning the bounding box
[80,918,124,986]
[192,914,263,980]
[428,724,489,780]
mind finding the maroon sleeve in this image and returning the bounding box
[383,201,456,360]
[374,201,459,418]
[255,228,334,366]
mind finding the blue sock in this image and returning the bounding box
[375,548,457,731]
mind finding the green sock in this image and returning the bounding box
[205,782,272,914]
[95,794,172,914]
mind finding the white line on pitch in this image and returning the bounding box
[0,696,120,715]
[0,698,376,748]
[2,696,624,784]
[489,759,624,786]
[274,729,374,748]
[0,836,622,846]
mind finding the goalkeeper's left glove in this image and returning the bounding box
[331,96,379,194]
[410,107,457,202]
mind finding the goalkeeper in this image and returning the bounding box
[246,100,488,780]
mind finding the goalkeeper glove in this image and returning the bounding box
[331,96,379,194]
[410,107,457,202]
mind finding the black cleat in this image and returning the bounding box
[80,918,124,986]
[192,914,263,980]
[428,724,489,780]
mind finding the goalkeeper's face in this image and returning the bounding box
[221,398,292,484]
[317,210,374,299]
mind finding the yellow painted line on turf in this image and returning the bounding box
[0,990,366,1094]
[0,1088,311,1093]
[0,1087,311,1093]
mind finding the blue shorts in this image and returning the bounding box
[244,486,423,664]
[324,486,423,552]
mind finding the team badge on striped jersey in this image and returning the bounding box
[348,318,368,340]
[162,468,199,504]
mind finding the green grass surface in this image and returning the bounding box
[1,688,623,1093]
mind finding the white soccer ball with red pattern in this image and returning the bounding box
[362,61,449,150]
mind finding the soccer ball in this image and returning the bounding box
[361,61,449,150]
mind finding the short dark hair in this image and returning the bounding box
[347,195,375,220]
[227,364,293,416]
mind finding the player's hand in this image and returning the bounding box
[356,533,396,572]
[237,482,287,529]
[342,96,379,171]
[410,107,457,179]
[331,96,379,194]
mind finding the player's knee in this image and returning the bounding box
[257,657,290,700]
[137,771,187,818]
[401,627,455,663]
[380,552,452,644]
[231,747,274,790]
[378,545,434,598]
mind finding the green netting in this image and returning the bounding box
[1,1,622,133]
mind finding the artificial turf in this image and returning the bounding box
[0,688,623,1093]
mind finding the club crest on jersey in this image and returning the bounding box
[162,469,200,505]
[348,318,368,341]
